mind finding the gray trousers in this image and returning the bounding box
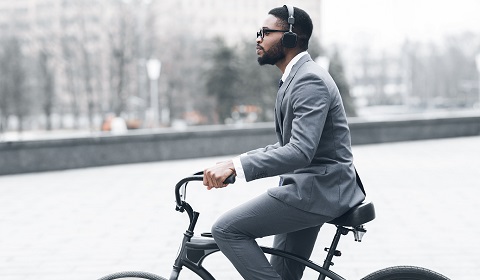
[211,192,333,280]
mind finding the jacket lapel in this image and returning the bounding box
[274,54,312,135]
[275,83,285,135]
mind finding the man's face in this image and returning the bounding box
[256,15,286,66]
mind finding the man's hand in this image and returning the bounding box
[203,160,235,190]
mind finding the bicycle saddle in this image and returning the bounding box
[327,201,375,227]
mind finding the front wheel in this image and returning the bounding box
[361,266,450,280]
[97,271,167,280]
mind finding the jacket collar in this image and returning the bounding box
[281,51,308,83]
[278,53,312,92]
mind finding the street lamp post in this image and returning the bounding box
[475,54,480,109]
[146,59,161,127]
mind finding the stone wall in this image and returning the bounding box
[1,114,479,175]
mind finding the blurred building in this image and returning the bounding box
[0,0,323,48]
[0,0,324,130]
[157,0,323,46]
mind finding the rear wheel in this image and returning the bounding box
[361,266,450,280]
[97,271,167,280]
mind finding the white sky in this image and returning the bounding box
[321,0,480,49]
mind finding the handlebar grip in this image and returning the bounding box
[224,174,236,184]
[194,171,236,184]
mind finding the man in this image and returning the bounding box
[203,5,365,280]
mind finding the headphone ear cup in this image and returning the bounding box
[282,32,297,48]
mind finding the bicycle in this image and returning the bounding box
[98,172,450,280]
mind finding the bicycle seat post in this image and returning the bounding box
[319,226,348,280]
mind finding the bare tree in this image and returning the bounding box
[78,11,95,129]
[108,1,137,117]
[401,34,479,109]
[0,42,8,135]
[56,0,105,130]
[155,32,212,125]
[59,2,83,129]
[37,49,56,130]
[0,37,29,132]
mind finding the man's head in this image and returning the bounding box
[256,6,313,66]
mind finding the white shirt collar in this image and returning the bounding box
[281,51,308,82]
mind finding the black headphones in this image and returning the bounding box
[282,5,298,48]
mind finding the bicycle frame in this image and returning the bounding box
[169,174,349,280]
[99,172,450,280]
[169,239,346,280]
[98,174,451,280]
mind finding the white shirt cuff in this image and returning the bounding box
[232,155,246,182]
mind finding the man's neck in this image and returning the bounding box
[278,51,308,83]
[276,50,302,73]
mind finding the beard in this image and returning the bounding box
[257,40,285,65]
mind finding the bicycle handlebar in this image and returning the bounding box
[174,172,236,211]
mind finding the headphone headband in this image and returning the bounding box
[285,5,295,29]
[282,5,297,48]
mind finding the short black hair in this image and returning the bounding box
[268,6,313,51]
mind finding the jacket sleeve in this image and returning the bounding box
[246,142,280,155]
[241,73,331,181]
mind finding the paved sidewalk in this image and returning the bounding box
[0,136,479,280]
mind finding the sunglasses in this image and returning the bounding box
[257,28,289,39]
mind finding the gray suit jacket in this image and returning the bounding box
[240,54,365,217]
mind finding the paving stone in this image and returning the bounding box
[0,136,478,279]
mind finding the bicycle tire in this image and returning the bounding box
[361,266,450,280]
[97,271,167,280]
